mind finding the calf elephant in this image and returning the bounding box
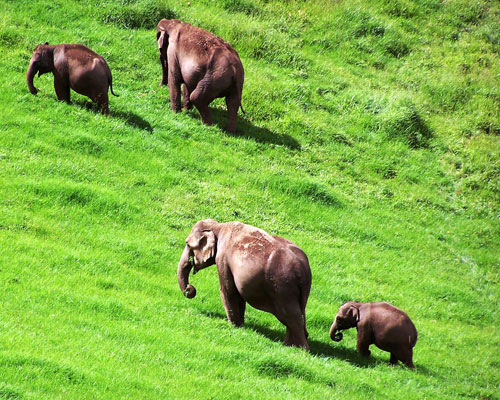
[157,19,244,133]
[177,219,312,349]
[27,43,118,114]
[330,301,418,368]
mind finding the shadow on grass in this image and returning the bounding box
[201,107,301,150]
[246,321,377,368]
[199,309,375,367]
[111,109,153,132]
[74,100,153,132]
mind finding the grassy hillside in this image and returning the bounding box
[1,0,499,398]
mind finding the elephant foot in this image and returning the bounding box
[404,361,415,369]
[227,315,244,327]
[283,327,309,350]
[283,338,309,351]
[360,349,371,358]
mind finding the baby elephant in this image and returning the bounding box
[330,301,418,368]
[27,43,118,114]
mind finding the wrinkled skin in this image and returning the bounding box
[27,43,118,114]
[177,219,311,349]
[330,301,418,368]
[157,19,244,133]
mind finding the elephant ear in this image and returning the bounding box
[348,306,360,323]
[200,230,216,263]
[157,31,167,50]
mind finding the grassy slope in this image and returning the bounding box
[0,0,499,398]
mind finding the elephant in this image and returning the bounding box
[27,43,118,114]
[156,19,245,133]
[330,301,418,368]
[177,219,312,349]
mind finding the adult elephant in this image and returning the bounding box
[157,19,244,133]
[177,219,312,349]
[27,43,118,114]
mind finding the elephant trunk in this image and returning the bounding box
[177,244,196,299]
[27,60,38,95]
[329,319,344,342]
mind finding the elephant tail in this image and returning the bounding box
[233,66,244,114]
[109,81,119,97]
[107,69,119,97]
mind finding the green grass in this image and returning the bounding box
[1,0,499,398]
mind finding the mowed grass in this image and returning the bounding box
[0,0,499,398]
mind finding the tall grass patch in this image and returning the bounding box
[380,97,432,148]
[99,0,177,29]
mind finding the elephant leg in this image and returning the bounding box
[356,332,371,357]
[168,72,182,112]
[390,353,398,365]
[218,266,246,327]
[189,80,214,126]
[159,54,168,86]
[220,288,246,327]
[273,301,309,350]
[94,91,109,115]
[182,84,192,110]
[397,348,415,369]
[53,74,70,103]
[226,93,240,133]
[193,102,213,125]
[225,91,240,134]
[358,345,371,357]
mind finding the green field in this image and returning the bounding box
[1,0,499,398]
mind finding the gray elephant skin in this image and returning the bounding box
[157,19,244,133]
[330,301,418,368]
[27,43,118,114]
[177,219,312,349]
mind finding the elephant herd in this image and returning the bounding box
[26,19,417,368]
[27,19,244,133]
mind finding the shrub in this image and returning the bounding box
[238,29,308,69]
[381,98,432,148]
[382,31,410,58]
[342,9,386,38]
[100,0,177,30]
[259,175,342,207]
[221,0,261,16]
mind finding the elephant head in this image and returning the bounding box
[27,42,54,95]
[177,219,218,299]
[329,302,360,342]
[156,19,181,86]
[156,19,181,49]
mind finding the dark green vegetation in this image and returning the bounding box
[1,0,499,398]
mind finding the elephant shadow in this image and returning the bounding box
[247,322,434,374]
[206,107,301,150]
[246,321,378,368]
[73,99,153,132]
[198,309,376,368]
